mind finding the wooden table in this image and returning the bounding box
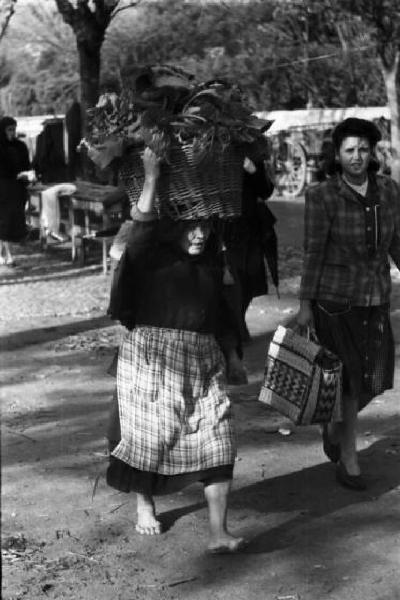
[28,181,120,273]
[68,182,119,273]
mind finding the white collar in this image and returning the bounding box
[342,175,368,197]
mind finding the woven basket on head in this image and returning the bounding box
[119,142,245,220]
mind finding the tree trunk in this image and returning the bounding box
[77,39,102,131]
[76,40,102,179]
[381,52,400,184]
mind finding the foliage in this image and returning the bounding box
[0,0,17,41]
[84,64,270,162]
[102,0,385,110]
[0,1,78,115]
[343,0,400,68]
[325,0,400,180]
[0,0,395,118]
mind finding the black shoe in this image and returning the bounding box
[322,425,341,463]
[336,462,367,491]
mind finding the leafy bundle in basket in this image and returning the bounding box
[83,65,271,219]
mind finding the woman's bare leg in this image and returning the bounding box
[204,480,245,553]
[136,493,162,535]
[0,241,6,264]
[329,394,360,475]
[226,348,248,385]
[338,394,360,475]
[3,241,13,264]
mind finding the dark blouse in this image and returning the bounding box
[121,209,239,353]
[0,136,31,241]
[0,138,30,181]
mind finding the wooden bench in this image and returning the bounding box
[68,182,120,273]
[28,181,120,273]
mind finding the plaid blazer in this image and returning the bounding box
[300,174,400,304]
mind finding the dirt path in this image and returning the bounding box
[2,201,400,599]
[2,296,400,600]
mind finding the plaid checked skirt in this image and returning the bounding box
[313,302,394,410]
[111,326,236,475]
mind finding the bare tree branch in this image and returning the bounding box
[110,0,143,21]
[54,0,75,26]
[0,0,17,42]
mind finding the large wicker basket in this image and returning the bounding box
[119,142,245,220]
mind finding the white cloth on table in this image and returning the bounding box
[40,183,77,235]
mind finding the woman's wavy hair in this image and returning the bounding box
[317,119,381,180]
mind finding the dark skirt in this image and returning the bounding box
[106,389,234,496]
[0,179,28,242]
[313,301,394,410]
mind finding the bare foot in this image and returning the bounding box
[136,494,162,536]
[0,256,5,265]
[207,533,247,554]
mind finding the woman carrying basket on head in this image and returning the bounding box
[296,118,400,490]
[106,147,245,553]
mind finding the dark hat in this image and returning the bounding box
[332,117,381,150]
[0,116,17,130]
[0,116,17,144]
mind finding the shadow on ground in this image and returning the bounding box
[0,240,105,284]
[154,432,400,599]
[0,315,115,351]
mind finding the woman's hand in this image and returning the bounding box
[294,300,314,336]
[142,147,161,181]
[17,170,36,183]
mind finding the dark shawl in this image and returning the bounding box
[0,117,30,241]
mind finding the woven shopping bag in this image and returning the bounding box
[259,325,343,425]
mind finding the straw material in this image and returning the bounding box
[259,326,343,425]
[119,143,244,220]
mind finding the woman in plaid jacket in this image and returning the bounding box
[107,148,245,553]
[296,117,400,491]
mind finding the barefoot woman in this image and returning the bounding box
[107,148,244,552]
[296,118,400,490]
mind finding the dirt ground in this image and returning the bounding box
[2,200,400,600]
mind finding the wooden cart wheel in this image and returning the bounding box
[275,140,307,197]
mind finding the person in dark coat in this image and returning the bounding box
[32,118,67,183]
[65,100,82,180]
[222,158,277,344]
[0,116,31,265]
